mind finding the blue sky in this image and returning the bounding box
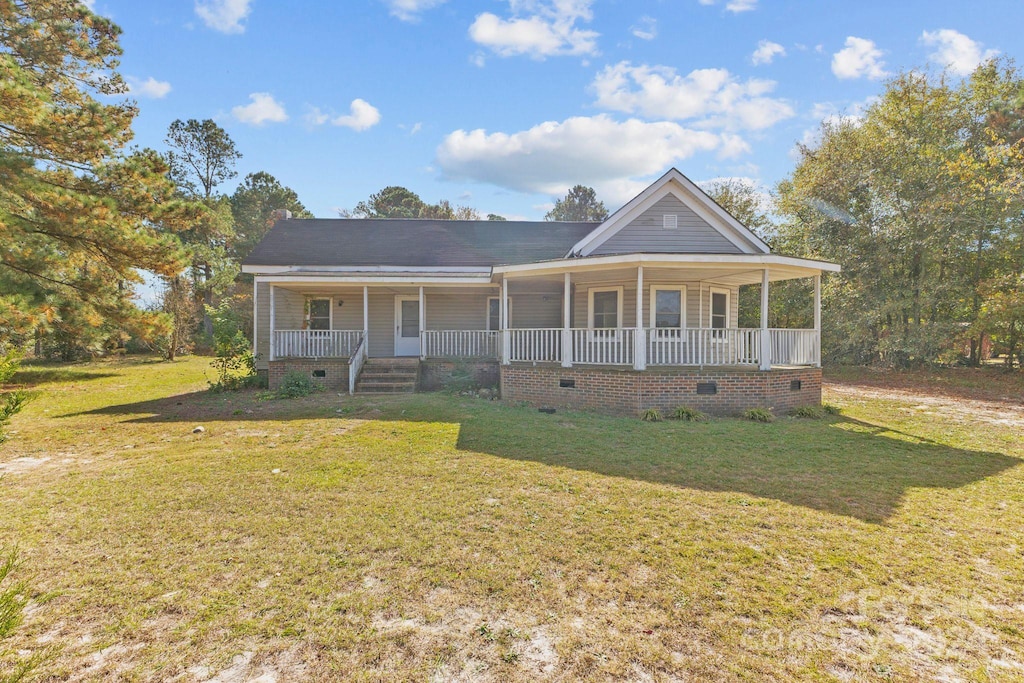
[90,0,1021,220]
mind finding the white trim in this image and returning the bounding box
[486,296,510,331]
[709,286,730,330]
[253,275,495,286]
[588,286,624,329]
[568,169,771,257]
[394,295,421,357]
[494,253,841,278]
[252,281,258,361]
[306,296,333,330]
[649,285,687,331]
[663,214,678,230]
[242,264,491,275]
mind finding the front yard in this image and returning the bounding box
[1,358,1022,681]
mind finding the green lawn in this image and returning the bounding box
[1,357,1022,681]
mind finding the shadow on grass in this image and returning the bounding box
[10,368,120,386]
[71,391,1020,524]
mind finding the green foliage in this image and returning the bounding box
[276,371,324,399]
[545,185,608,222]
[347,186,480,220]
[229,171,313,262]
[742,407,775,423]
[790,405,825,419]
[671,406,709,422]
[441,362,479,395]
[486,213,507,221]
[0,352,30,444]
[0,2,198,343]
[165,119,241,199]
[640,408,663,422]
[206,299,256,392]
[777,61,1024,367]
[822,403,842,415]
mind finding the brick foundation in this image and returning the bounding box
[500,363,821,417]
[269,358,350,391]
[419,360,499,391]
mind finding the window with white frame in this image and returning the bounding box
[709,288,729,335]
[307,298,331,330]
[588,287,622,329]
[486,297,510,331]
[650,286,686,333]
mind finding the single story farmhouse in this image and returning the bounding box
[242,169,840,415]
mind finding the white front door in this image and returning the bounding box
[394,296,421,356]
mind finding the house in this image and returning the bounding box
[241,168,841,415]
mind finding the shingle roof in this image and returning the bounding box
[242,218,599,268]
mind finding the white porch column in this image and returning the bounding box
[634,265,646,370]
[500,276,510,364]
[562,272,572,367]
[252,281,258,361]
[813,274,822,368]
[269,284,276,361]
[362,286,369,351]
[759,269,771,371]
[418,286,426,360]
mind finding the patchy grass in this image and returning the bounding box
[0,357,1022,681]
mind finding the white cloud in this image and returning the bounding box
[920,29,998,76]
[697,0,759,12]
[631,16,657,41]
[81,0,97,10]
[382,0,447,22]
[591,61,794,131]
[437,114,730,205]
[195,0,252,34]
[751,40,785,65]
[231,93,288,125]
[126,76,171,99]
[832,36,888,80]
[305,106,329,126]
[468,0,599,59]
[331,99,381,131]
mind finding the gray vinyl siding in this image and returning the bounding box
[426,289,494,331]
[590,194,743,255]
[570,281,741,329]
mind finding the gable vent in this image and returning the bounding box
[663,214,678,230]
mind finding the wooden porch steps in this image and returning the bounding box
[355,358,419,394]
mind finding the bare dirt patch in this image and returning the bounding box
[825,381,1024,428]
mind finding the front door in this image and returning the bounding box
[394,296,421,356]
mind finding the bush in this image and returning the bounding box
[640,408,663,422]
[823,403,842,415]
[742,407,775,423]
[277,371,323,399]
[0,352,31,445]
[671,406,708,422]
[207,300,257,392]
[441,361,479,395]
[790,405,825,419]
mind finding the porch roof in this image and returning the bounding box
[492,252,840,285]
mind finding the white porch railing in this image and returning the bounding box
[508,328,563,363]
[422,330,500,358]
[348,335,367,395]
[272,329,362,360]
[571,328,635,365]
[770,329,819,366]
[647,328,761,366]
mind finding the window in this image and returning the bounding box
[307,298,331,330]
[486,297,510,331]
[650,286,686,330]
[710,288,729,334]
[663,214,678,230]
[588,287,622,329]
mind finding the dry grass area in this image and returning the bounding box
[0,357,1022,681]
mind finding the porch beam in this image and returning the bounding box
[269,284,276,361]
[562,272,572,367]
[634,265,646,370]
[419,286,425,360]
[759,269,771,371]
[813,274,821,368]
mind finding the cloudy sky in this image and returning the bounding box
[95,0,1019,219]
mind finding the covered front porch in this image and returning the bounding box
[256,254,836,396]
